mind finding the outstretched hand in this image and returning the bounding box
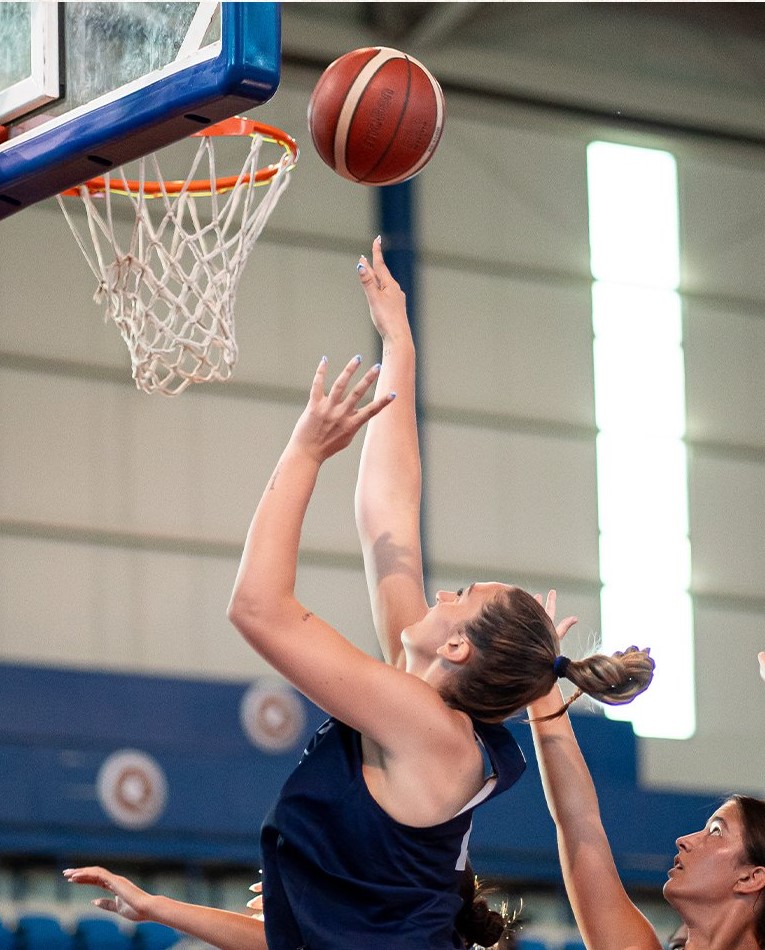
[538,590,578,642]
[291,355,395,464]
[356,236,409,341]
[63,866,151,922]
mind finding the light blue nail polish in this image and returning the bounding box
[321,355,327,364]
[388,391,397,399]
[356,262,365,272]
[373,363,381,371]
[354,354,362,363]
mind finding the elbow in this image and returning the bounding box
[227,588,268,645]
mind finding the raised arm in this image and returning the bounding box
[226,356,452,753]
[355,238,428,666]
[528,595,661,950]
[63,867,266,950]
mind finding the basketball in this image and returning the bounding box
[307,47,446,186]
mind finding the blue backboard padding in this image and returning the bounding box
[0,3,281,219]
[0,662,724,883]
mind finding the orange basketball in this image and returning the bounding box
[308,47,446,187]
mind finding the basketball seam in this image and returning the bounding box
[359,57,413,182]
[309,51,376,170]
[334,48,401,181]
[378,55,445,186]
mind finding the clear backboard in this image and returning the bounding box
[0,2,281,220]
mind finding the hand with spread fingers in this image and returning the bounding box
[63,867,149,922]
[63,866,267,950]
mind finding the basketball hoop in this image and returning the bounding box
[58,117,298,396]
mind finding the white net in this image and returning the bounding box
[57,129,294,395]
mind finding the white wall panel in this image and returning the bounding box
[0,201,129,367]
[424,422,599,580]
[689,452,765,599]
[685,298,765,448]
[0,368,365,555]
[680,149,765,301]
[420,264,594,426]
[642,602,765,796]
[0,534,374,679]
[420,107,590,275]
[232,243,380,389]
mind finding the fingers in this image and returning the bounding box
[758,651,765,683]
[371,234,394,286]
[327,354,364,403]
[92,898,119,914]
[310,355,329,403]
[356,236,396,293]
[556,616,578,641]
[63,867,111,888]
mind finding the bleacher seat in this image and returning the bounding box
[132,922,180,949]
[74,917,132,949]
[15,914,73,949]
[516,939,550,950]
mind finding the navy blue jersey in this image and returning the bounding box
[261,717,526,950]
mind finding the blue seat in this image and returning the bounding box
[15,914,73,949]
[516,939,550,950]
[563,941,586,950]
[0,919,14,950]
[132,922,180,949]
[74,917,132,950]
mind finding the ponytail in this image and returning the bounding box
[456,862,519,949]
[549,645,655,717]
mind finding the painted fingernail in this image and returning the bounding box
[375,235,382,245]
[373,363,381,372]
[356,262,365,272]
[320,355,327,364]
[354,354,362,363]
[388,392,397,400]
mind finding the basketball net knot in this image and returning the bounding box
[59,132,294,395]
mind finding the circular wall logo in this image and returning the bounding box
[240,679,306,753]
[96,749,168,829]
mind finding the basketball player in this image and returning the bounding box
[529,593,765,950]
[223,238,653,949]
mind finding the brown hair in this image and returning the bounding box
[731,794,765,948]
[438,586,654,723]
[455,860,518,949]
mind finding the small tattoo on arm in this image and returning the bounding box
[302,611,313,622]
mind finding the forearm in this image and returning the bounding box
[356,330,419,536]
[529,689,658,950]
[145,895,267,950]
[228,439,320,636]
[528,687,602,826]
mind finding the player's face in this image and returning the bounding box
[402,582,511,656]
[663,800,749,908]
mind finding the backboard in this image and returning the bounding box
[0,2,281,220]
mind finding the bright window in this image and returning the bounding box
[587,141,695,739]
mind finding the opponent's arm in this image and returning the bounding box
[528,594,661,950]
[355,238,428,666]
[64,867,267,950]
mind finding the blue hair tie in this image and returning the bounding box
[553,655,571,679]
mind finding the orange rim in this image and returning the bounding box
[59,117,298,198]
